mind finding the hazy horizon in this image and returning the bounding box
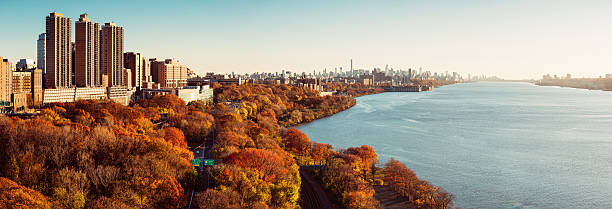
[1,0,611,79]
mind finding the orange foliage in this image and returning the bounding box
[162,127,188,149]
[282,128,311,156]
[0,97,194,208]
[343,145,378,178]
[383,159,454,209]
[228,148,291,183]
[311,142,336,164]
[0,177,55,208]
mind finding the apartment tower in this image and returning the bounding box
[101,22,124,87]
[37,33,46,73]
[124,52,143,88]
[150,59,188,88]
[46,12,72,88]
[142,57,151,82]
[0,57,12,107]
[75,14,100,87]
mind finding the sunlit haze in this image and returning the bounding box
[1,0,611,79]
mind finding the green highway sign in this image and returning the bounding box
[191,158,201,166]
[203,159,215,166]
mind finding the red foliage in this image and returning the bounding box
[282,128,311,156]
[227,149,291,183]
[162,127,187,149]
[311,142,336,164]
[383,159,455,209]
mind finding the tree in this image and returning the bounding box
[0,177,54,209]
[383,159,455,208]
[161,127,188,149]
[282,128,311,156]
[176,111,214,147]
[229,149,290,183]
[343,145,378,179]
[311,142,335,164]
[87,196,131,209]
[194,188,242,209]
[152,174,184,209]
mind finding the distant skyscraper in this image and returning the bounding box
[46,12,72,88]
[75,14,100,87]
[101,22,124,87]
[16,59,36,70]
[37,33,46,73]
[408,68,412,80]
[124,52,143,88]
[142,57,151,83]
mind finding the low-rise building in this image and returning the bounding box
[74,87,106,101]
[11,69,43,111]
[43,86,132,105]
[139,85,213,104]
[43,88,78,103]
[107,87,134,105]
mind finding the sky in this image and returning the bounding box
[1,0,611,79]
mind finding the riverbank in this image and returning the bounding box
[536,77,612,91]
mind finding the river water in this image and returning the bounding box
[298,82,612,209]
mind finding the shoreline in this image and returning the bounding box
[294,82,461,128]
[291,90,384,128]
[535,83,612,91]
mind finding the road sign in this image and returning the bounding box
[191,158,201,166]
[203,159,214,166]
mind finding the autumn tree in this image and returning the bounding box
[0,177,55,209]
[174,110,214,147]
[161,127,188,149]
[343,145,378,179]
[383,159,455,209]
[194,188,242,209]
[311,142,336,164]
[282,128,311,156]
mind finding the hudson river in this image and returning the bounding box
[298,82,612,208]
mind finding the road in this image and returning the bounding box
[299,169,334,209]
[187,128,216,209]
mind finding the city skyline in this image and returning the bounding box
[1,0,612,79]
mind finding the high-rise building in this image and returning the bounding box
[71,42,75,83]
[31,69,43,106]
[0,58,12,108]
[1,57,14,110]
[124,52,143,88]
[123,68,132,88]
[150,59,188,88]
[16,59,36,70]
[101,22,124,87]
[46,12,72,88]
[142,57,151,82]
[75,14,100,87]
[37,33,46,73]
